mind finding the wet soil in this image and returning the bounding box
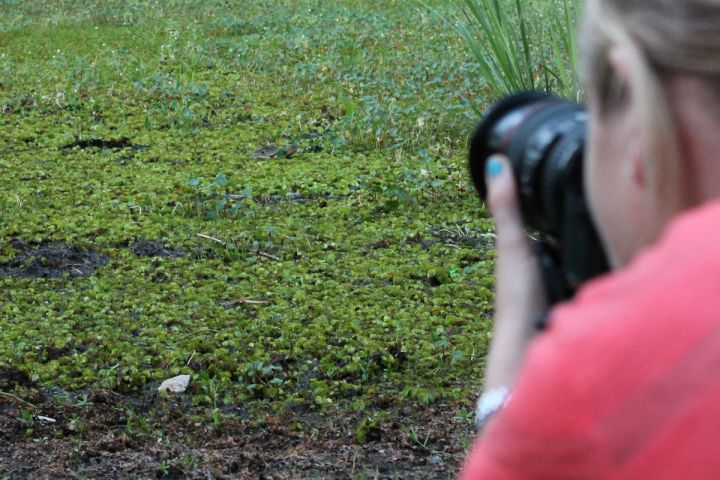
[0,241,110,279]
[0,368,471,479]
[61,137,139,150]
[130,239,184,259]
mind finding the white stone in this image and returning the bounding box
[158,374,191,393]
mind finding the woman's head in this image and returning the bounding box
[579,0,720,267]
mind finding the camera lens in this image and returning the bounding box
[469,92,586,235]
[469,91,609,298]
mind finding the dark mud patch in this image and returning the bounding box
[429,227,495,250]
[0,241,110,279]
[130,239,184,258]
[404,235,437,250]
[0,367,33,391]
[370,238,393,250]
[403,228,495,251]
[228,191,352,206]
[61,137,148,151]
[0,388,470,479]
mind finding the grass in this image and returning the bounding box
[445,0,582,98]
[0,0,497,415]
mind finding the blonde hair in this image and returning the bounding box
[580,0,720,216]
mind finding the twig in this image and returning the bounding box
[257,251,280,261]
[0,391,38,410]
[228,298,269,306]
[350,448,359,477]
[196,233,226,245]
[197,234,279,260]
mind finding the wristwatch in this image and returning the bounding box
[474,386,511,432]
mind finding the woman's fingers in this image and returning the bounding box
[482,154,548,389]
[485,154,529,250]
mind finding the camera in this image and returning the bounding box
[468,91,609,304]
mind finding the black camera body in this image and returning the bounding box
[469,92,609,304]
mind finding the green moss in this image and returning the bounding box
[355,416,381,444]
[0,0,496,413]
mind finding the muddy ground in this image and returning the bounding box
[0,367,473,479]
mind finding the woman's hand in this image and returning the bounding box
[483,154,548,390]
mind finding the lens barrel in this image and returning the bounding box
[469,92,609,299]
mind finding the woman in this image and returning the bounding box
[461,0,720,478]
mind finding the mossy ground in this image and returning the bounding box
[0,1,496,477]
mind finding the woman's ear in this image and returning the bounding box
[603,47,633,110]
[607,47,647,189]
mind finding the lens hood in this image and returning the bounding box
[468,91,552,201]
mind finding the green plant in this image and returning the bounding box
[75,393,90,407]
[182,453,199,470]
[452,407,474,425]
[184,173,233,219]
[17,409,35,436]
[210,408,223,434]
[408,425,431,449]
[356,468,380,480]
[125,408,151,436]
[438,0,581,98]
[0,1,494,468]
[238,361,285,400]
[355,417,381,444]
[156,460,170,477]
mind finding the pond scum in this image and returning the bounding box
[0,1,498,477]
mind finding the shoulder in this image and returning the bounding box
[461,202,720,479]
[551,200,720,347]
[538,200,720,413]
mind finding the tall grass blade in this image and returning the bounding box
[425,0,582,99]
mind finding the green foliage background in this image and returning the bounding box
[0,0,501,413]
[452,0,581,98]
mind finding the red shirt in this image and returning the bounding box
[460,200,720,479]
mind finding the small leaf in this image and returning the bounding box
[214,173,229,187]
